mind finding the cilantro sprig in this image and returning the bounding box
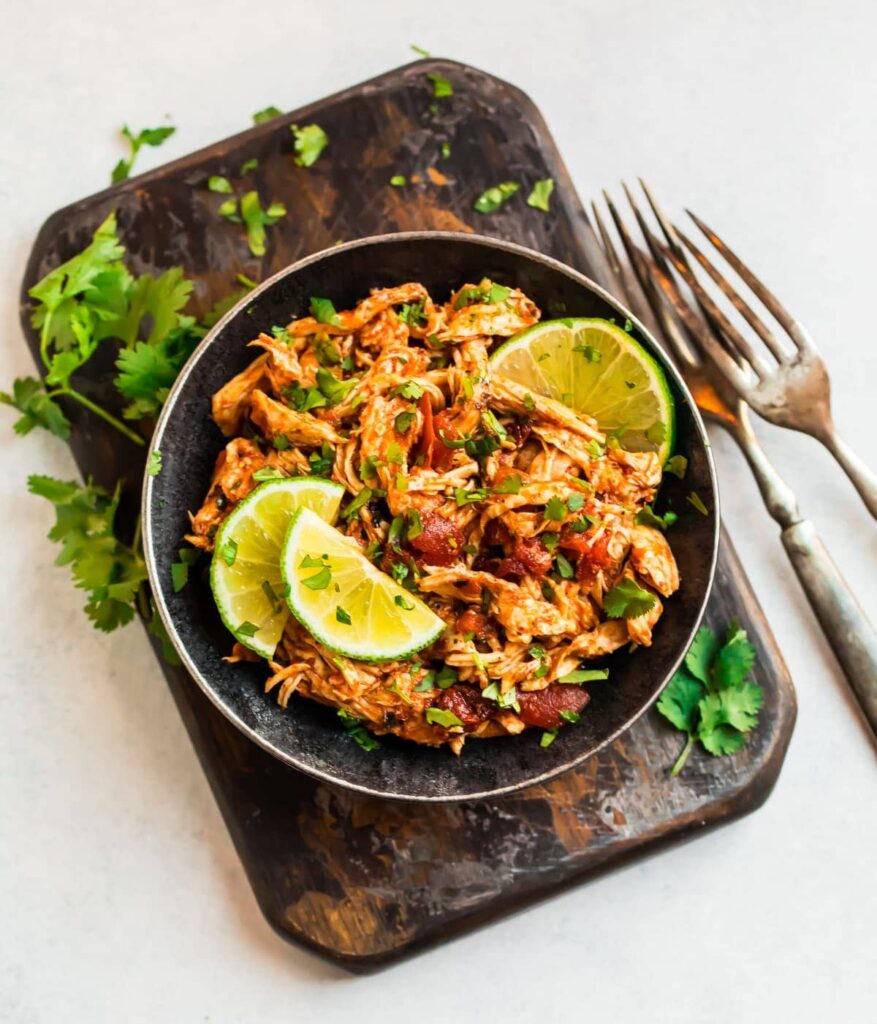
[111,124,175,184]
[657,622,764,775]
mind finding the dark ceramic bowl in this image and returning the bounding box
[144,233,719,802]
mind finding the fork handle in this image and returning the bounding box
[782,520,877,740]
[820,430,877,520]
[730,408,877,740]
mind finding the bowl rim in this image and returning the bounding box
[143,230,720,801]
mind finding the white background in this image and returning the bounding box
[2,1,876,1021]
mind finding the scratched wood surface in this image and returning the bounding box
[19,59,796,971]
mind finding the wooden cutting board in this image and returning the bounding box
[19,59,796,971]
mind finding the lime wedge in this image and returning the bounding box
[281,508,446,662]
[490,318,675,461]
[210,478,344,658]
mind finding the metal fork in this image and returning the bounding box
[641,191,877,520]
[589,185,877,741]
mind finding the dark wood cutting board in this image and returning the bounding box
[19,59,796,971]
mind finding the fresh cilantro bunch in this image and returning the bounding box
[28,475,147,632]
[2,213,201,445]
[657,622,764,775]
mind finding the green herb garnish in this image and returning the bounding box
[603,578,657,619]
[473,182,519,214]
[657,622,763,775]
[291,123,328,166]
[527,178,554,212]
[111,124,175,183]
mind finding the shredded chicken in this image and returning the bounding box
[188,281,681,749]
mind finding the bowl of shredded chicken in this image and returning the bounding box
[145,233,718,801]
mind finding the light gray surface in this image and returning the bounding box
[1,0,875,1021]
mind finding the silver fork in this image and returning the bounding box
[590,184,877,741]
[641,189,877,520]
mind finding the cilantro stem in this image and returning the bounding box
[59,387,146,446]
[670,732,696,777]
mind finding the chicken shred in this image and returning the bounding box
[187,281,681,749]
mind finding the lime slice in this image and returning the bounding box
[490,318,675,461]
[281,508,446,662]
[210,478,344,658]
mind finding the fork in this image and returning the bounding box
[589,185,877,741]
[640,191,877,520]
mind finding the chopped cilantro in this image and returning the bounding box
[208,175,233,194]
[336,606,352,625]
[390,175,407,187]
[523,392,536,412]
[301,562,332,590]
[559,710,581,724]
[398,300,427,326]
[308,443,335,476]
[337,708,379,750]
[240,158,259,174]
[411,44,431,57]
[236,621,259,638]
[341,487,373,521]
[687,491,709,516]
[314,336,342,366]
[603,578,657,619]
[574,342,602,363]
[635,505,678,531]
[253,106,282,124]
[111,124,175,183]
[558,668,609,684]
[493,473,522,495]
[544,496,568,521]
[665,455,688,479]
[555,552,575,579]
[426,707,463,728]
[527,178,554,212]
[240,190,286,257]
[427,72,453,98]
[406,509,423,540]
[146,449,162,477]
[395,594,415,611]
[386,441,404,464]
[454,487,489,507]
[395,410,416,433]
[473,181,520,214]
[394,380,424,400]
[261,579,281,612]
[440,141,451,158]
[218,198,239,221]
[252,467,285,482]
[218,537,238,567]
[646,421,667,444]
[540,730,558,748]
[291,123,328,166]
[567,492,584,512]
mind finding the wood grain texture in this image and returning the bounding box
[18,59,796,970]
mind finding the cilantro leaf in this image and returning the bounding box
[28,474,146,632]
[0,377,70,439]
[310,297,341,326]
[656,668,704,732]
[426,72,453,98]
[208,175,233,194]
[657,620,764,773]
[426,707,463,729]
[527,178,554,212]
[111,124,175,183]
[114,326,198,420]
[473,181,520,214]
[684,625,720,685]
[240,190,286,257]
[635,504,678,531]
[253,105,282,124]
[390,175,407,187]
[697,693,749,756]
[712,621,756,689]
[337,708,379,750]
[664,454,688,479]
[146,450,162,477]
[291,123,328,167]
[603,578,657,619]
